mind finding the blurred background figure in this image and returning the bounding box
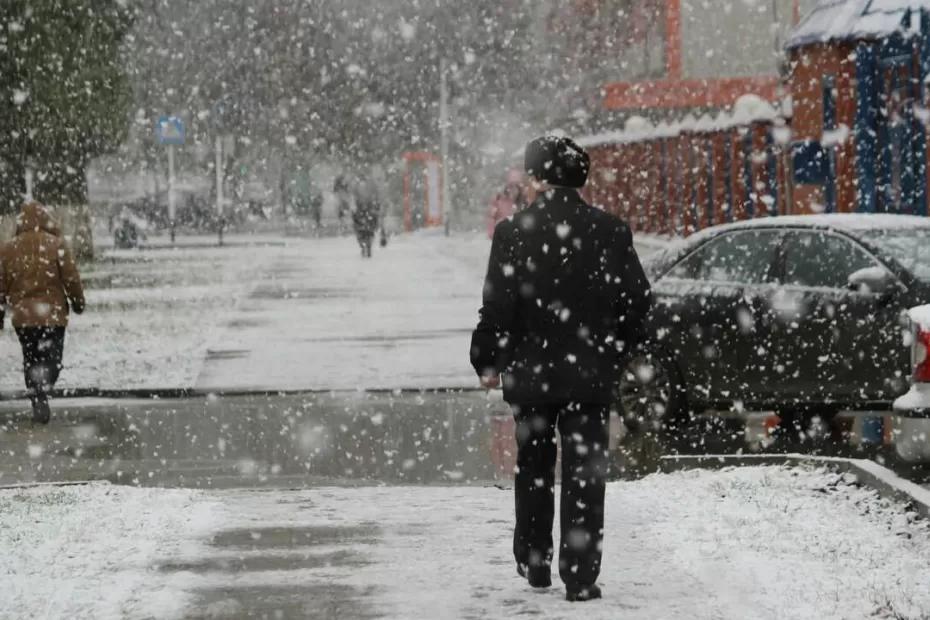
[0,202,85,424]
[333,174,353,232]
[487,169,528,238]
[113,206,147,249]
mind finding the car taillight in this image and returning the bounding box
[914,327,930,383]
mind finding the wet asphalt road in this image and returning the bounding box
[2,391,926,489]
[0,391,514,488]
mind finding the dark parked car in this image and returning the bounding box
[620,214,930,433]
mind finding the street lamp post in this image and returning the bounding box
[155,116,185,245]
[439,57,452,236]
[215,134,224,246]
[167,144,176,243]
[212,95,232,247]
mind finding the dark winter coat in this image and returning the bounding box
[470,188,651,405]
[0,202,85,328]
[353,200,380,238]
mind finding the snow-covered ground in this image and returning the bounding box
[195,229,489,392]
[4,466,930,619]
[0,483,217,619]
[0,238,275,392]
[0,231,489,393]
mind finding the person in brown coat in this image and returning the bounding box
[0,202,85,423]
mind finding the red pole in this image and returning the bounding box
[665,0,683,79]
[403,159,412,232]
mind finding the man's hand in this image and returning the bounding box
[480,373,501,389]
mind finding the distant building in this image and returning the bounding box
[601,0,816,112]
[500,0,930,231]
[786,0,930,216]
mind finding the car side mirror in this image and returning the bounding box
[847,267,896,299]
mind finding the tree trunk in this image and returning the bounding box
[34,159,95,260]
[0,158,26,217]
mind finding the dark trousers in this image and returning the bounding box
[512,402,609,588]
[15,327,65,399]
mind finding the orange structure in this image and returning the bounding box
[401,151,444,232]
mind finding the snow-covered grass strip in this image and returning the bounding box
[0,482,217,620]
[662,453,930,517]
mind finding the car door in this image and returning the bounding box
[775,230,905,404]
[655,229,782,407]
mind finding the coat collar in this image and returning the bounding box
[532,187,583,211]
[16,202,61,237]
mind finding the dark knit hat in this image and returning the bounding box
[524,136,590,188]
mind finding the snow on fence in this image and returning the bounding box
[579,95,790,236]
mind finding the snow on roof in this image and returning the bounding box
[692,113,716,132]
[786,0,930,49]
[624,115,652,133]
[731,94,779,124]
[569,98,781,152]
[508,92,784,160]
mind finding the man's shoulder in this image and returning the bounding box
[492,214,519,238]
[578,202,631,239]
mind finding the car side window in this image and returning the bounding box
[668,231,781,285]
[781,232,879,289]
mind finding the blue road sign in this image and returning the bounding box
[156,116,185,145]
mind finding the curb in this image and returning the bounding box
[0,480,104,491]
[0,386,490,402]
[660,453,930,519]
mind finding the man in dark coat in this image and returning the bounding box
[352,178,382,258]
[470,136,651,602]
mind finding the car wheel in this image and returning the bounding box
[617,351,689,434]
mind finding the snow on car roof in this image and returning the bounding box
[686,213,930,243]
[786,0,930,49]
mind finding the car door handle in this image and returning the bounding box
[740,293,772,329]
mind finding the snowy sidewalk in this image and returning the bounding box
[0,231,490,394]
[4,466,930,619]
[195,230,489,392]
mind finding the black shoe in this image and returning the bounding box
[566,584,602,602]
[516,563,552,588]
[31,396,50,425]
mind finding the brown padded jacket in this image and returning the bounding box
[0,202,85,327]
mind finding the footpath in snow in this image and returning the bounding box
[194,230,490,392]
[3,465,930,619]
[0,231,490,394]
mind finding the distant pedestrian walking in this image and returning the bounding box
[352,178,382,258]
[0,202,85,424]
[470,136,651,602]
[352,199,380,258]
